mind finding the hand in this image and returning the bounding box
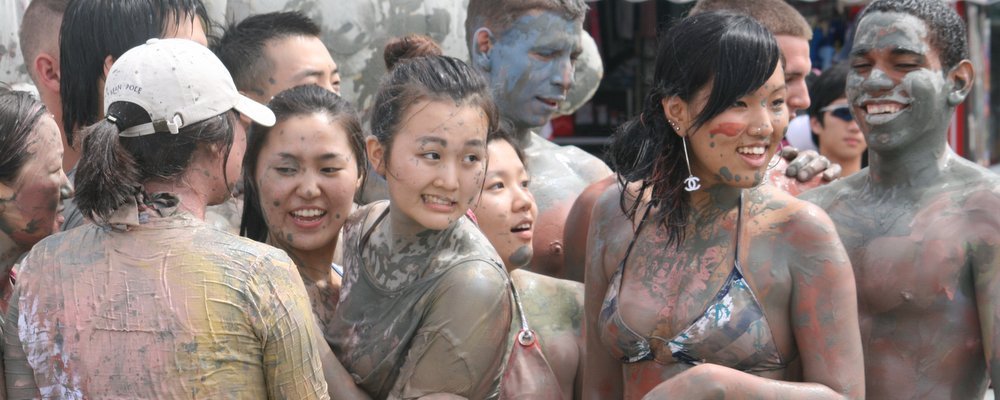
[781,147,841,182]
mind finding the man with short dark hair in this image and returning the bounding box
[214,11,340,104]
[801,1,1000,397]
[806,63,866,178]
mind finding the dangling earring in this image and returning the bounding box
[670,119,700,192]
[681,135,701,192]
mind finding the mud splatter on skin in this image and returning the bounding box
[800,9,1000,400]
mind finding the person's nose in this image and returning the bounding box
[296,171,321,199]
[511,184,534,214]
[432,162,460,192]
[550,55,574,94]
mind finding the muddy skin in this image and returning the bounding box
[472,10,613,280]
[2,195,329,399]
[585,182,863,400]
[800,10,1000,400]
[330,202,512,399]
[510,268,585,400]
[584,68,862,399]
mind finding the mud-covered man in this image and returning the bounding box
[800,1,1000,398]
[466,0,612,278]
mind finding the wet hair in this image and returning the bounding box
[465,0,587,48]
[383,34,443,71]
[607,11,780,247]
[18,0,69,82]
[74,102,234,224]
[690,0,812,40]
[240,85,366,243]
[213,11,323,97]
[0,88,48,183]
[807,63,850,141]
[59,0,210,147]
[859,0,967,70]
[368,55,499,166]
[487,118,527,168]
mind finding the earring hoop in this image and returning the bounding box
[681,135,700,192]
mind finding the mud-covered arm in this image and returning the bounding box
[643,203,864,400]
[583,187,624,400]
[971,194,1000,399]
[3,284,39,399]
[564,176,616,283]
[255,255,331,400]
[391,261,512,400]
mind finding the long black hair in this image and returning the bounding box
[240,85,366,243]
[607,11,780,247]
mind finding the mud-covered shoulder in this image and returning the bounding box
[511,269,584,331]
[797,168,869,209]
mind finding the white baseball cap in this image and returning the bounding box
[104,38,275,137]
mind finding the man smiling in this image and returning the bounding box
[801,1,1000,398]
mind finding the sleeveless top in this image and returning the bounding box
[598,193,787,372]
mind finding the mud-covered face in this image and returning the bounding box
[261,36,341,100]
[474,140,536,270]
[256,113,360,254]
[678,65,788,188]
[374,100,488,232]
[812,98,866,163]
[847,11,951,153]
[0,116,72,249]
[486,10,581,131]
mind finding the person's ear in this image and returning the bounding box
[102,55,115,79]
[366,136,386,177]
[810,116,824,135]
[662,96,691,137]
[32,52,60,94]
[0,180,13,213]
[946,59,974,107]
[472,27,494,71]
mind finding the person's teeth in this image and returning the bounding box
[423,195,452,205]
[292,209,325,218]
[737,146,766,155]
[866,103,902,114]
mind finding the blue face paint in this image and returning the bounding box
[487,11,581,131]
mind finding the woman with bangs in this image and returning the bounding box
[583,12,864,400]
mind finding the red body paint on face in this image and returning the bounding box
[709,123,746,137]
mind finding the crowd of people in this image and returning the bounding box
[0,0,997,399]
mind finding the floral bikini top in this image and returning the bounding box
[598,193,787,372]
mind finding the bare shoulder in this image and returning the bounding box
[798,169,869,209]
[750,185,840,244]
[511,269,583,332]
[524,134,611,183]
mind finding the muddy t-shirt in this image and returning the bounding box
[330,202,512,400]
[3,196,329,399]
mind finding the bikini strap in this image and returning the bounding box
[620,202,656,270]
[507,277,536,345]
[733,191,745,275]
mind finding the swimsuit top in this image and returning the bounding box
[598,193,787,372]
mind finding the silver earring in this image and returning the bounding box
[681,135,700,192]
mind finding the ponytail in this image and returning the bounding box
[75,119,141,223]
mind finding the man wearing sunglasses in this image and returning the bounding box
[807,63,866,177]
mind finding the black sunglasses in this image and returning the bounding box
[820,104,854,122]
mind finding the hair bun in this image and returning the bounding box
[383,34,444,71]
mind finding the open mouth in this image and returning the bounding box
[862,101,909,125]
[536,97,561,110]
[510,220,533,240]
[422,194,457,211]
[736,144,769,168]
[290,208,327,223]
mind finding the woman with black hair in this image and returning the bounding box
[583,12,864,400]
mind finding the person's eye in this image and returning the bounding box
[321,167,344,174]
[488,181,505,190]
[732,101,749,108]
[421,152,441,161]
[464,154,482,163]
[521,180,531,189]
[274,167,296,175]
[771,98,786,109]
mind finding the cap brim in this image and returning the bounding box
[234,95,276,127]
